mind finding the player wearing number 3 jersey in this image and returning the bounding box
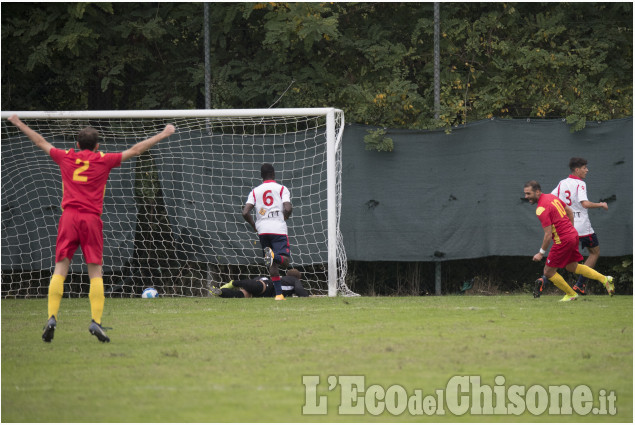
[550,158,608,295]
[7,115,175,343]
[242,163,293,300]
[523,180,614,302]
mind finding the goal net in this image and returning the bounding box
[1,109,355,298]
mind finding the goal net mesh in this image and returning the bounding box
[1,111,354,298]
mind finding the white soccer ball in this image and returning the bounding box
[142,287,159,298]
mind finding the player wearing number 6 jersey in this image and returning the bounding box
[7,115,175,342]
[523,180,614,302]
[242,163,293,300]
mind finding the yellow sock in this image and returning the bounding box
[575,264,606,284]
[89,277,105,324]
[548,273,577,296]
[48,274,65,319]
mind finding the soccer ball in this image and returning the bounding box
[142,287,159,298]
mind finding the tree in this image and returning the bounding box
[2,2,203,110]
[419,3,633,130]
[2,3,631,131]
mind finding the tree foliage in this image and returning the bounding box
[2,2,632,131]
[2,2,203,110]
[434,3,633,131]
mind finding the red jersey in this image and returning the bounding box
[535,193,578,245]
[49,148,122,215]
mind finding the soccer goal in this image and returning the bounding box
[1,109,355,298]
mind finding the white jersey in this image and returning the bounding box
[246,180,290,235]
[551,175,594,237]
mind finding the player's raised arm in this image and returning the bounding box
[7,115,54,154]
[121,124,175,162]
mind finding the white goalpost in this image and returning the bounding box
[1,108,355,297]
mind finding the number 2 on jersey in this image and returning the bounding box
[73,159,89,182]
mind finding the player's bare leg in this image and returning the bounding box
[584,246,601,269]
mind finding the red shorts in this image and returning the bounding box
[55,208,104,264]
[546,235,584,269]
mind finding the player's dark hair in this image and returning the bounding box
[287,269,302,280]
[77,127,99,150]
[569,157,587,171]
[261,163,275,180]
[524,180,541,192]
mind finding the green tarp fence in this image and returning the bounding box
[341,118,632,261]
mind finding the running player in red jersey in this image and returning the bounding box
[7,115,175,342]
[523,180,614,302]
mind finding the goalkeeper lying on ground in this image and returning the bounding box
[209,269,309,298]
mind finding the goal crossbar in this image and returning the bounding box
[0,108,339,120]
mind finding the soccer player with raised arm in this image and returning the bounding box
[523,180,614,302]
[544,157,608,296]
[7,115,175,342]
[242,163,292,300]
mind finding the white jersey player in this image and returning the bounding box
[246,180,290,235]
[242,163,293,300]
[552,173,593,237]
[549,157,608,295]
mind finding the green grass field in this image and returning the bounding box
[1,295,632,422]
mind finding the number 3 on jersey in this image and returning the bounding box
[563,190,572,206]
[73,159,89,182]
[263,189,273,206]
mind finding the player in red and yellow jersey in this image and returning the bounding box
[523,180,614,302]
[7,115,175,342]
